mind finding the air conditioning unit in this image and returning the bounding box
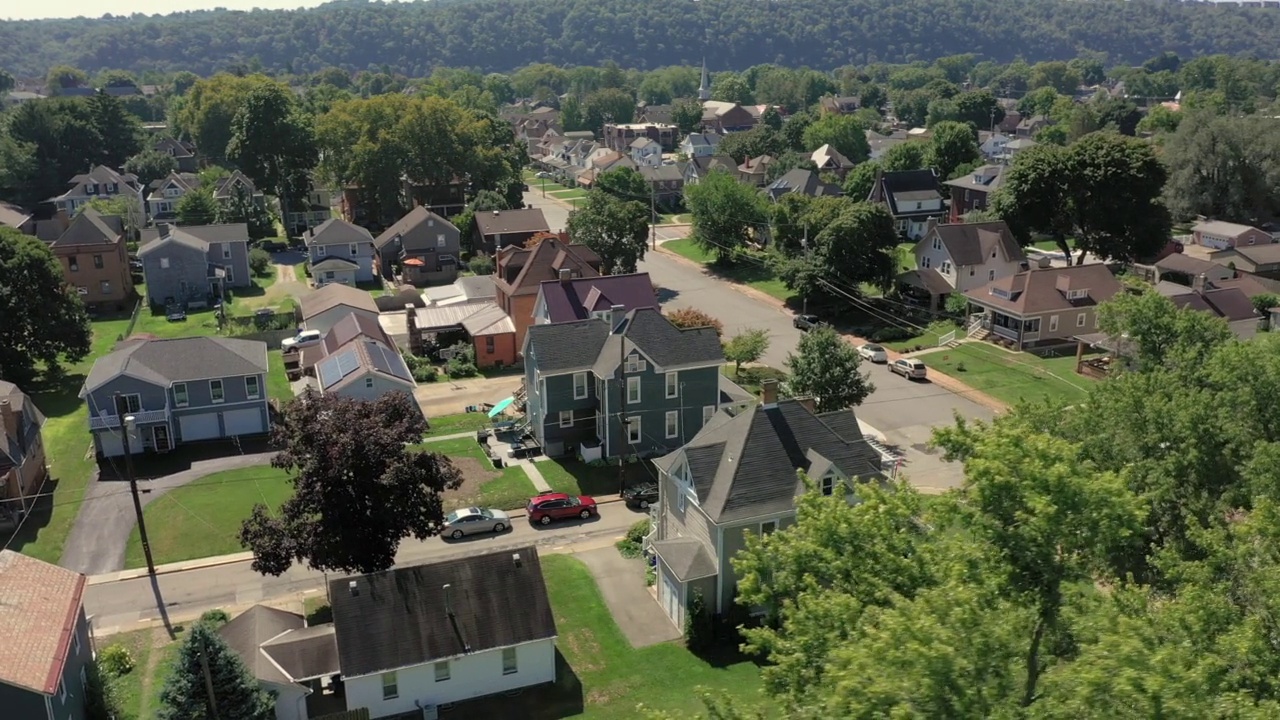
[420,704,439,720]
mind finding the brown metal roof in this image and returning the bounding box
[474,208,550,237]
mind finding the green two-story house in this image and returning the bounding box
[522,307,749,460]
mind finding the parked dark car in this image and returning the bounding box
[793,314,820,331]
[622,482,659,509]
[527,493,598,525]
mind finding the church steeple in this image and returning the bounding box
[698,58,711,101]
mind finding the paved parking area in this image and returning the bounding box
[576,547,681,647]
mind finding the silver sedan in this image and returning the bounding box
[442,507,511,539]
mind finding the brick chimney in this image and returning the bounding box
[559,268,571,283]
[761,379,778,408]
[0,399,19,447]
[1192,273,1209,293]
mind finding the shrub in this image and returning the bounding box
[665,307,724,337]
[403,353,440,382]
[197,608,230,628]
[248,248,273,276]
[684,589,715,654]
[468,254,494,275]
[956,361,967,372]
[626,518,650,544]
[446,342,479,378]
[869,326,916,343]
[98,644,135,677]
[645,563,657,587]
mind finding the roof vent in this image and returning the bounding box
[512,553,522,568]
[348,580,358,597]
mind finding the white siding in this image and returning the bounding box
[328,372,415,402]
[265,681,307,720]
[344,639,557,718]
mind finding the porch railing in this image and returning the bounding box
[991,324,1020,341]
[937,330,956,347]
[967,313,987,337]
[88,408,169,430]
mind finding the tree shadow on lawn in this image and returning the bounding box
[544,460,653,498]
[100,436,276,481]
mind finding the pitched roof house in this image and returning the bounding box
[765,168,843,202]
[964,262,1124,351]
[810,144,856,178]
[372,206,461,285]
[0,382,46,529]
[51,165,143,217]
[532,272,658,326]
[495,236,601,350]
[137,223,252,308]
[900,221,1026,309]
[299,283,381,335]
[1192,220,1274,250]
[1157,276,1260,339]
[682,155,737,186]
[153,137,198,172]
[217,605,340,720]
[649,385,885,626]
[144,171,201,222]
[943,164,1005,222]
[0,551,94,720]
[1208,243,1280,279]
[305,218,377,285]
[48,208,135,310]
[473,208,551,255]
[736,155,774,187]
[867,168,946,241]
[679,132,721,158]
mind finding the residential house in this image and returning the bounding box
[898,221,1027,310]
[649,385,884,625]
[137,224,251,308]
[810,144,855,178]
[1139,252,1234,287]
[997,108,1023,134]
[409,302,518,369]
[210,170,265,208]
[1016,114,1053,138]
[682,156,736,187]
[532,272,658,326]
[4,90,47,106]
[736,155,774,187]
[521,307,732,460]
[305,218,377,285]
[372,206,461,285]
[868,169,946,240]
[144,171,201,222]
[818,95,862,115]
[217,605,339,720]
[577,149,637,188]
[637,104,674,125]
[603,122,678,152]
[0,201,35,234]
[701,101,757,133]
[51,165,144,218]
[0,551,94,720]
[679,133,721,159]
[288,310,392,381]
[330,547,557,718]
[304,331,416,403]
[964,261,1125,350]
[978,132,1012,162]
[494,236,601,350]
[630,137,664,168]
[943,164,1005,222]
[640,165,686,206]
[1156,277,1260,339]
[48,208,135,311]
[866,130,909,161]
[474,208,551,255]
[299,283,380,335]
[285,186,337,237]
[1192,220,1275,250]
[765,169,842,202]
[154,137,198,172]
[401,177,467,220]
[1003,137,1038,159]
[80,336,270,457]
[0,382,46,528]
[1208,243,1280,279]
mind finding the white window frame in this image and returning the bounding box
[821,474,837,496]
[761,520,778,535]
[665,371,678,398]
[665,410,679,439]
[1076,312,1087,328]
[573,372,588,399]
[941,261,952,275]
[318,246,327,257]
[245,376,260,400]
[627,376,641,404]
[434,661,450,682]
[921,255,931,269]
[121,394,142,413]
[222,244,231,259]
[703,405,715,424]
[209,379,225,404]
[1048,315,1059,332]
[437,234,446,247]
[159,257,169,269]
[381,671,398,700]
[677,483,687,512]
[559,410,573,428]
[365,377,375,389]
[627,416,641,444]
[988,269,996,281]
[72,626,80,656]
[932,236,942,250]
[502,647,518,675]
[173,383,188,407]
[625,354,646,373]
[349,243,358,256]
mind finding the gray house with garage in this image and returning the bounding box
[521,307,748,460]
[137,224,252,309]
[80,336,270,458]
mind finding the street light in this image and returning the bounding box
[117,405,156,576]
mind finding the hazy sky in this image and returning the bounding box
[3,0,330,21]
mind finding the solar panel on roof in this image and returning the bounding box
[316,355,343,389]
[335,349,360,376]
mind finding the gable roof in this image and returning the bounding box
[810,143,854,170]
[299,283,380,320]
[1193,220,1264,239]
[0,550,86,695]
[536,273,658,323]
[589,307,724,377]
[317,338,414,392]
[49,208,123,248]
[147,171,200,194]
[328,546,557,677]
[920,221,1024,267]
[322,312,394,354]
[0,201,32,229]
[373,206,459,251]
[55,165,138,200]
[640,165,684,183]
[963,263,1124,316]
[1201,287,1259,322]
[306,218,374,248]
[653,400,883,523]
[0,381,46,476]
[139,224,249,257]
[689,156,736,175]
[1154,252,1226,277]
[871,169,943,217]
[475,208,550,237]
[84,337,268,394]
[942,164,1005,193]
[1215,243,1280,266]
[499,238,601,296]
[766,169,842,201]
[683,133,720,148]
[211,170,259,200]
[217,605,306,686]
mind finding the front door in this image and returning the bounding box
[153,425,171,452]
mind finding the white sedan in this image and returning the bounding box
[442,507,511,539]
[858,344,889,363]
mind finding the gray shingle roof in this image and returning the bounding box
[83,337,268,392]
[306,218,374,247]
[524,319,612,373]
[923,221,1024,267]
[50,208,122,248]
[217,605,305,686]
[260,624,340,682]
[591,307,723,377]
[651,538,717,582]
[655,400,884,523]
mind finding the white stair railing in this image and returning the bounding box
[937,330,956,347]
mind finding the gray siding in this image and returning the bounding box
[141,242,210,307]
[602,364,721,458]
[209,241,251,287]
[327,373,414,402]
[309,244,375,282]
[537,372,599,456]
[0,607,93,720]
[401,219,461,272]
[658,467,717,571]
[716,514,795,614]
[86,376,169,422]
[170,373,265,408]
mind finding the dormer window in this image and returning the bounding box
[821,474,840,496]
[931,236,942,251]
[991,287,1011,299]
[1066,289,1088,300]
[625,354,646,373]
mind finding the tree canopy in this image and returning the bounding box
[0,228,92,384]
[566,189,650,274]
[784,326,874,412]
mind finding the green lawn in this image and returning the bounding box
[537,459,652,497]
[895,243,916,272]
[722,364,787,399]
[424,411,492,438]
[659,213,692,224]
[881,319,962,352]
[663,238,793,303]
[916,342,1096,406]
[266,350,292,402]
[418,437,536,510]
[124,466,293,569]
[542,555,767,718]
[549,188,587,200]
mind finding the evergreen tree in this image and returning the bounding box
[157,623,274,720]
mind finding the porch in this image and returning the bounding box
[969,309,1039,349]
[88,408,168,430]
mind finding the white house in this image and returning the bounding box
[679,132,721,158]
[979,132,1012,161]
[630,137,663,168]
[52,165,144,218]
[145,171,201,222]
[898,220,1027,309]
[330,547,558,718]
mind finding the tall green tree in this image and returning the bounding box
[670,99,703,135]
[227,83,318,224]
[582,88,635,132]
[784,326,874,412]
[177,73,281,161]
[926,121,980,179]
[45,64,88,92]
[123,148,178,187]
[0,228,92,384]
[1162,112,1280,224]
[801,114,870,164]
[594,166,648,202]
[157,622,274,720]
[566,190,650,274]
[878,141,928,172]
[684,170,767,263]
[723,328,770,376]
[175,189,219,226]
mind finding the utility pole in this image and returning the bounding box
[801,225,810,316]
[199,634,221,720]
[618,321,628,496]
[115,393,156,576]
[650,188,657,250]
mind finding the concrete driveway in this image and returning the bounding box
[576,547,681,647]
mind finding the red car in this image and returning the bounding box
[527,493,598,525]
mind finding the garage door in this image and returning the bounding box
[661,567,681,627]
[223,408,265,436]
[97,426,140,458]
[179,414,221,442]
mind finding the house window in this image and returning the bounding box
[160,257,169,269]
[1076,312,1087,328]
[1048,315,1059,332]
[502,647,518,675]
[703,405,715,424]
[677,480,687,512]
[941,261,952,275]
[73,626,80,656]
[821,475,838,496]
[573,372,588,399]
[318,246,327,257]
[173,383,188,407]
[119,394,142,413]
[381,671,398,700]
[437,234,446,247]
[625,354,646,373]
[225,265,234,283]
[365,377,375,389]
[627,416,642,444]
[79,666,87,696]
[627,376,641,404]
[434,661,450,682]
[931,236,942,251]
[93,254,104,269]
[665,372,678,398]
[210,379,224,403]
[988,269,996,281]
[969,267,975,276]
[100,280,111,294]
[560,410,573,428]
[220,244,230,260]
[69,255,79,272]
[761,520,778,535]
[486,336,495,353]
[665,411,679,438]
[921,256,931,269]
[245,376,260,400]
[348,243,358,257]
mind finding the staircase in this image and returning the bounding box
[966,313,991,342]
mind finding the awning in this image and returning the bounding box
[488,397,515,417]
[403,257,425,266]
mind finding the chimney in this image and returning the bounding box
[348,580,359,597]
[512,552,522,568]
[1036,256,1051,269]
[761,379,778,408]
[1192,273,1208,293]
[795,396,816,414]
[924,217,938,236]
[0,400,19,446]
[559,268,571,283]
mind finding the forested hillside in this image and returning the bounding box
[1,0,1278,78]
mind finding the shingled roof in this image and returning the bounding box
[0,551,86,695]
[920,221,1024,267]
